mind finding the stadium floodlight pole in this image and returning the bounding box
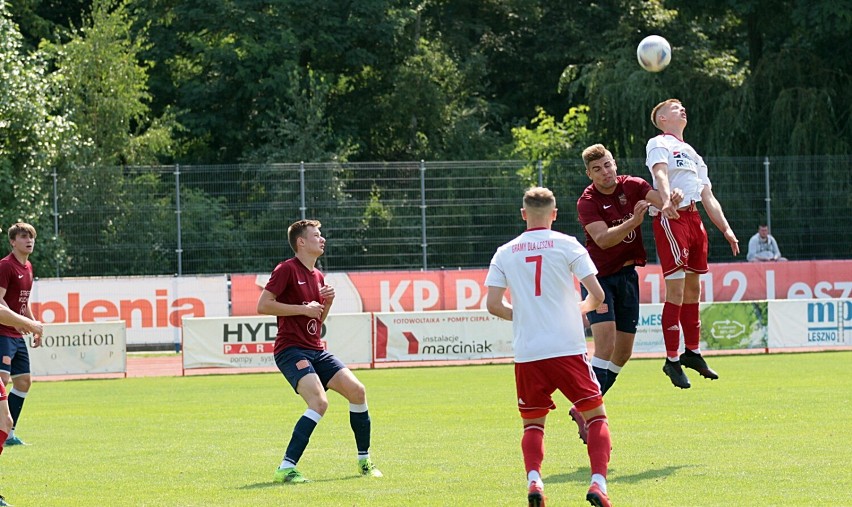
[763,156,771,233]
[174,164,183,276]
[420,159,428,271]
[299,161,306,220]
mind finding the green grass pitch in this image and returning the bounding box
[7,350,851,506]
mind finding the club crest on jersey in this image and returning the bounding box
[307,319,318,335]
[618,193,627,206]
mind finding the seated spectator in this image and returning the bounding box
[746,225,787,262]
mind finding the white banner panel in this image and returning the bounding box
[30,275,229,346]
[768,299,852,348]
[30,321,126,376]
[182,313,372,369]
[633,303,666,354]
[374,310,513,362]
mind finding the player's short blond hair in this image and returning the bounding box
[287,219,321,253]
[7,222,36,241]
[651,98,681,130]
[522,187,556,211]
[581,144,612,169]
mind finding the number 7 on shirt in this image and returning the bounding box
[525,255,542,296]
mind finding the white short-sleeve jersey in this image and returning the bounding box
[485,227,597,362]
[645,134,711,203]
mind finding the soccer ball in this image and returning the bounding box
[636,35,671,72]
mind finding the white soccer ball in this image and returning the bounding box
[636,35,671,72]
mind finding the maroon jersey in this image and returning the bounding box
[577,175,653,277]
[264,257,327,354]
[0,253,34,338]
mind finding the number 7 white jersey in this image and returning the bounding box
[485,227,597,362]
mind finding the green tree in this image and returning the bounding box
[557,0,852,158]
[47,0,175,166]
[133,0,408,164]
[41,0,178,276]
[7,0,90,47]
[0,0,74,273]
[243,69,353,164]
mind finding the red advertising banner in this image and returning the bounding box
[230,260,852,315]
[635,260,852,303]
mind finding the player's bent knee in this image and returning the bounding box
[580,404,607,420]
[342,382,367,404]
[12,376,31,391]
[574,395,604,415]
[307,397,329,415]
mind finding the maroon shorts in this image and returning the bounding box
[653,210,709,277]
[514,355,602,419]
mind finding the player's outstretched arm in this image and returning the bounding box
[701,186,739,256]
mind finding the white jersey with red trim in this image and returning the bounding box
[645,133,711,204]
[485,228,597,363]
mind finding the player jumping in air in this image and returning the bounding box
[646,99,739,388]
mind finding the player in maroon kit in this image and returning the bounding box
[257,219,381,483]
[0,304,42,506]
[569,144,682,443]
[0,223,42,450]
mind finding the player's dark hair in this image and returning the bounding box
[287,220,321,253]
[7,222,36,242]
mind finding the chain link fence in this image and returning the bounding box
[40,156,850,278]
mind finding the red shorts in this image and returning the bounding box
[0,382,6,402]
[514,355,602,419]
[653,210,709,277]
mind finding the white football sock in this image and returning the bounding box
[591,473,607,493]
[590,356,610,370]
[527,470,542,488]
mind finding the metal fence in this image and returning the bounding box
[41,156,851,278]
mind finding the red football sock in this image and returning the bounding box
[662,302,682,357]
[0,430,7,455]
[521,423,544,476]
[681,302,701,351]
[585,415,610,477]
